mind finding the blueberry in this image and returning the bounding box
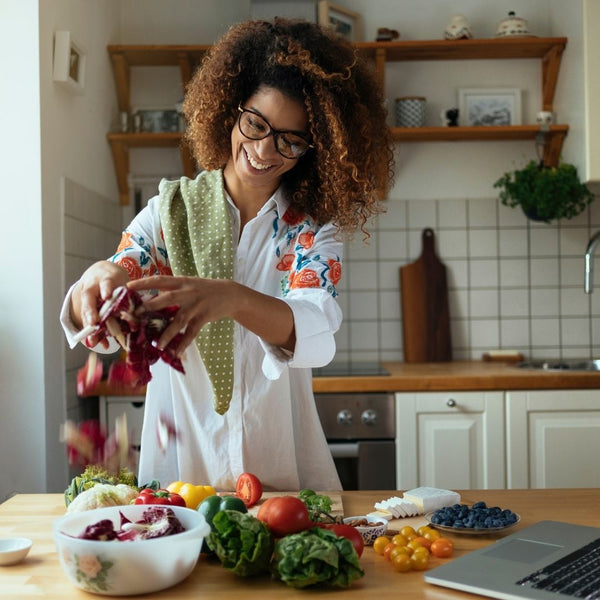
[472,501,487,510]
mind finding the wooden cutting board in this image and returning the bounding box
[248,491,344,518]
[400,228,452,362]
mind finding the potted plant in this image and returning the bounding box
[493,159,594,223]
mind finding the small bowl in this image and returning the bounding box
[53,504,210,596]
[0,538,33,565]
[343,515,388,546]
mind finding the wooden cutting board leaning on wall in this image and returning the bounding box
[400,228,452,362]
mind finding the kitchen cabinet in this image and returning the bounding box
[506,390,600,488]
[107,37,568,204]
[99,395,145,451]
[583,0,600,182]
[395,391,505,490]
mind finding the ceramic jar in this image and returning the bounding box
[496,11,531,37]
[444,15,473,40]
[395,97,426,127]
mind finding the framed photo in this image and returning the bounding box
[458,88,522,126]
[317,1,363,42]
[53,31,86,92]
[132,107,181,133]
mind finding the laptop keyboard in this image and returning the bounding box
[516,537,600,598]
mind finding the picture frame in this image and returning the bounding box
[317,1,363,42]
[53,31,86,93]
[458,88,522,126]
[132,107,182,133]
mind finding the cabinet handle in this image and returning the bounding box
[446,398,457,408]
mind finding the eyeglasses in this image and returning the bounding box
[237,105,314,159]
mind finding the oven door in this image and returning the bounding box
[328,440,396,490]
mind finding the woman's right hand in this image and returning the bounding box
[71,261,129,348]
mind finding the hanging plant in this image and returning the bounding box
[493,160,594,223]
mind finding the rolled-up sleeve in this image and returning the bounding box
[259,290,342,379]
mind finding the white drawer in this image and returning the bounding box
[100,396,145,447]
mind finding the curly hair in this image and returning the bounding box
[183,18,394,233]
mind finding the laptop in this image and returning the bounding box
[424,520,600,599]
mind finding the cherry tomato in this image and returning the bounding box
[400,525,417,540]
[391,533,409,546]
[235,472,263,508]
[430,537,454,558]
[256,495,311,537]
[373,535,390,555]
[392,553,413,572]
[412,535,432,550]
[383,541,396,560]
[410,551,430,571]
[424,529,442,542]
[321,523,365,557]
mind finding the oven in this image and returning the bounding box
[314,390,396,491]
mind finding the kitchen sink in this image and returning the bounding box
[517,359,600,372]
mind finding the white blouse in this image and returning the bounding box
[61,182,343,492]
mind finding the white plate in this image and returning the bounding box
[425,511,520,535]
[0,538,32,565]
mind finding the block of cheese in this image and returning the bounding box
[374,497,420,518]
[367,510,394,521]
[402,487,460,513]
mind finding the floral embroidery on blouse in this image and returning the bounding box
[273,209,341,298]
[110,230,172,281]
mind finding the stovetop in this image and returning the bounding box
[312,362,389,377]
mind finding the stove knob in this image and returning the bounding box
[336,409,353,425]
[361,409,378,426]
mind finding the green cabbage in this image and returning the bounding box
[207,510,274,577]
[272,527,364,588]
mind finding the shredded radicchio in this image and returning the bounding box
[94,287,185,387]
[77,507,185,542]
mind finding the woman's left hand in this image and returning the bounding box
[127,275,238,355]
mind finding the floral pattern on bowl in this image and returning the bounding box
[61,550,114,594]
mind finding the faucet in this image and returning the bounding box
[585,231,600,293]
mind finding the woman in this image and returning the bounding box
[61,18,394,491]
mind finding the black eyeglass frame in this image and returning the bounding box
[237,105,314,159]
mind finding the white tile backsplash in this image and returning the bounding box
[336,196,600,363]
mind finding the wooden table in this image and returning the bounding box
[2,489,599,599]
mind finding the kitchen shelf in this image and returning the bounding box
[106,37,568,204]
[391,125,569,166]
[355,37,567,113]
[107,45,210,205]
[106,132,195,205]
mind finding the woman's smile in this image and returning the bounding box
[243,146,276,172]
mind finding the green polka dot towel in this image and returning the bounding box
[158,170,234,415]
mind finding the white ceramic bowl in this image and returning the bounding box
[0,538,32,565]
[343,515,388,545]
[53,504,210,596]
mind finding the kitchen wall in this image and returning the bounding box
[0,0,595,501]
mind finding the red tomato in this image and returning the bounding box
[235,472,263,508]
[256,496,311,537]
[319,523,365,557]
[256,497,277,522]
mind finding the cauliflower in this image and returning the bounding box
[66,483,139,514]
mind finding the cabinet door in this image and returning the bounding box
[100,396,145,448]
[507,390,600,488]
[395,392,505,490]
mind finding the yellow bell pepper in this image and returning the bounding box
[166,481,216,509]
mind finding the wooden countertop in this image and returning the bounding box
[2,489,600,599]
[84,361,600,397]
[313,361,600,393]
